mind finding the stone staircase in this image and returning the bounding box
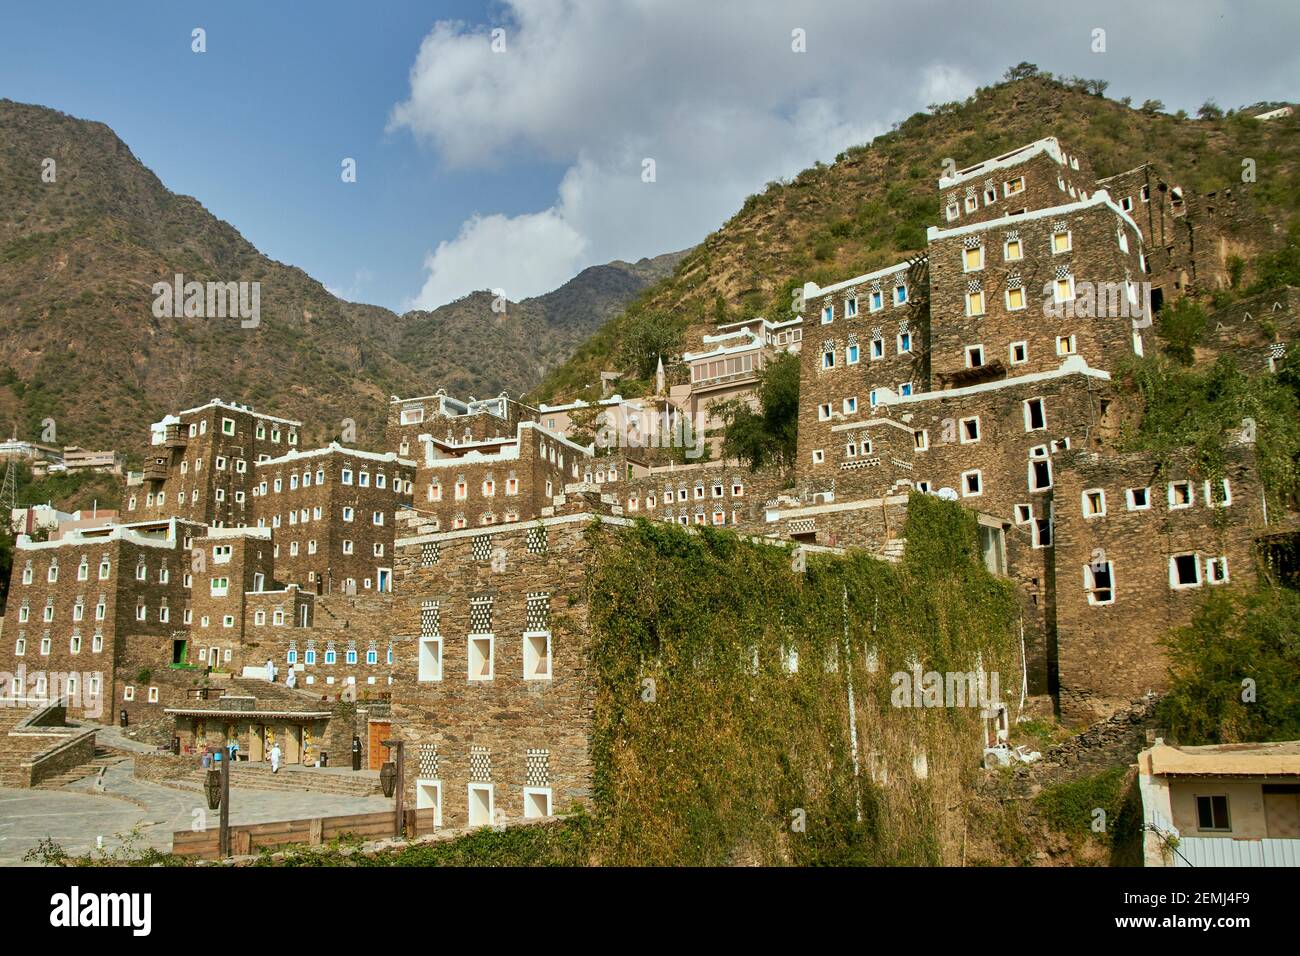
[173,762,382,797]
[33,745,129,790]
[878,537,907,563]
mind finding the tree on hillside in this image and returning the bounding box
[1154,297,1208,365]
[1140,99,1165,114]
[718,352,800,471]
[1003,62,1039,82]
[618,312,681,380]
[1197,99,1224,120]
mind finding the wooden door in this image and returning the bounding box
[284,725,301,764]
[368,721,392,770]
[249,724,265,762]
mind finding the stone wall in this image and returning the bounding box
[390,513,603,828]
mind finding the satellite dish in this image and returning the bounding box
[937,487,959,501]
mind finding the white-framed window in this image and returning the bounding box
[468,634,494,681]
[914,429,929,452]
[1014,503,1033,525]
[965,288,985,316]
[1024,397,1046,431]
[1054,275,1075,303]
[821,350,835,370]
[468,783,494,828]
[870,337,884,359]
[419,633,443,682]
[961,470,983,498]
[1081,488,1106,517]
[845,297,858,318]
[1052,229,1072,254]
[820,304,833,325]
[898,382,913,397]
[843,396,857,414]
[1169,552,1202,589]
[1084,561,1115,605]
[1010,341,1028,365]
[1206,556,1230,584]
[124,685,135,702]
[1168,481,1194,509]
[959,416,980,444]
[818,403,833,422]
[945,202,960,222]
[1005,286,1027,311]
[847,342,860,364]
[895,284,908,305]
[897,331,912,353]
[811,449,825,465]
[1204,478,1232,508]
[1003,176,1025,197]
[523,787,553,819]
[147,687,159,703]
[1004,236,1023,261]
[962,244,984,272]
[210,577,229,597]
[965,344,985,368]
[1029,456,1053,492]
[965,193,979,213]
[523,631,552,680]
[1126,487,1151,510]
[1056,334,1077,356]
[1117,229,1129,254]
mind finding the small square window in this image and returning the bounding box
[959,417,980,443]
[1014,504,1033,525]
[961,470,983,497]
[1168,481,1193,509]
[1126,487,1150,510]
[1081,489,1106,517]
[1010,341,1028,364]
[1196,794,1230,831]
[1206,556,1230,584]
[1056,335,1077,356]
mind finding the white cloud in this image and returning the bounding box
[407,209,587,310]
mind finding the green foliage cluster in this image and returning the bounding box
[717,351,800,471]
[1034,767,1143,860]
[1154,298,1208,365]
[583,493,1023,865]
[1117,353,1300,510]
[1157,586,1300,745]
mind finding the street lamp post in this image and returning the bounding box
[203,745,232,857]
[380,738,405,838]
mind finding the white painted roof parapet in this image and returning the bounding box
[926,191,1141,242]
[254,442,416,469]
[803,259,914,301]
[937,136,1065,190]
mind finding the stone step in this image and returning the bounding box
[178,765,382,797]
[33,750,130,790]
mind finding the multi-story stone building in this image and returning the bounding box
[251,444,415,594]
[781,133,1287,719]
[130,399,304,527]
[0,517,201,723]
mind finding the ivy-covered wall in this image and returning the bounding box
[584,492,1023,865]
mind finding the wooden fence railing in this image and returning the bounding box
[172,807,439,859]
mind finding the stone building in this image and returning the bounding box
[0,517,201,724]
[130,399,304,527]
[388,503,616,828]
[251,443,416,594]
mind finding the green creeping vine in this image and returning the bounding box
[585,493,1022,866]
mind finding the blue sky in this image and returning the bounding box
[2,1,1297,313]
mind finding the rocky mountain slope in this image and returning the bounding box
[0,98,678,456]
